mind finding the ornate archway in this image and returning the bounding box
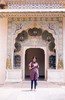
[13,27,56,81]
[6,16,63,82]
[14,28,56,70]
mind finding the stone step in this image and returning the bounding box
[1,81,65,88]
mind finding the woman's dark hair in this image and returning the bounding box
[32,56,37,60]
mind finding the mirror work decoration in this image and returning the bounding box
[14,42,21,52]
[14,28,56,69]
[42,30,54,42]
[49,42,55,51]
[16,30,28,42]
[49,55,56,69]
[28,27,42,36]
[42,30,55,51]
[14,55,21,69]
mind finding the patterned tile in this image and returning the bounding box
[8,4,63,9]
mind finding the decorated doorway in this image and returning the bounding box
[25,48,45,80]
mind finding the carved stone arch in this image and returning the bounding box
[13,27,56,70]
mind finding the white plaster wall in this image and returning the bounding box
[0,18,7,84]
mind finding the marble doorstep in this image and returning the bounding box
[1,81,65,88]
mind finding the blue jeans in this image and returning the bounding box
[31,80,37,89]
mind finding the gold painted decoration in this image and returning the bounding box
[33,23,37,27]
[58,57,63,69]
[6,56,12,69]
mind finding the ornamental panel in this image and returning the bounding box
[7,17,63,69]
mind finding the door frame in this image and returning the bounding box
[22,46,48,81]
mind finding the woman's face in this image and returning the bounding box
[33,57,36,62]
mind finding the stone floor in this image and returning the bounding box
[0,81,65,100]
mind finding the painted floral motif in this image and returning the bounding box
[58,57,63,69]
[6,56,12,69]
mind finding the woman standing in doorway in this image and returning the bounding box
[29,56,39,90]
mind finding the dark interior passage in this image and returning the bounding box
[25,48,45,80]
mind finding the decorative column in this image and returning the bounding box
[63,17,65,82]
[63,17,65,70]
[0,18,7,84]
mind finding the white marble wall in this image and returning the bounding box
[63,17,65,81]
[47,70,64,82]
[0,18,8,84]
[63,17,65,70]
[6,17,64,82]
[7,17,63,68]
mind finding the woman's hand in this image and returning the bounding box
[29,66,32,70]
[29,66,34,70]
